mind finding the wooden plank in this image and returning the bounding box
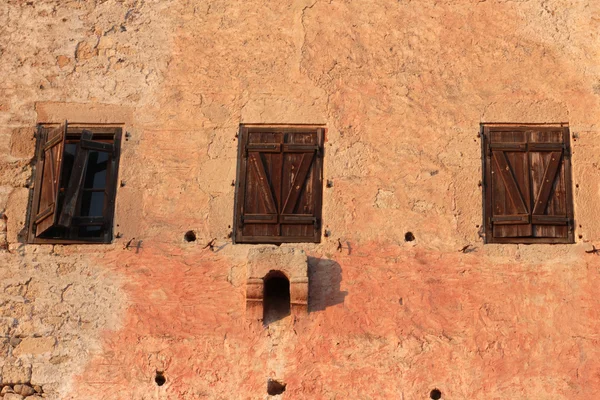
[58,130,93,227]
[243,214,278,224]
[280,215,316,224]
[528,143,563,151]
[247,143,281,152]
[35,122,67,236]
[489,143,526,151]
[531,215,569,225]
[234,125,250,243]
[102,128,122,243]
[248,153,277,214]
[283,144,320,152]
[491,151,528,214]
[282,152,315,214]
[491,215,530,224]
[532,151,562,215]
[80,139,114,153]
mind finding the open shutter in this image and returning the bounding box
[58,130,115,227]
[33,123,67,236]
[235,126,323,243]
[484,126,573,243]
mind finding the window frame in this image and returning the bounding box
[233,124,324,245]
[27,124,123,244]
[481,123,575,244]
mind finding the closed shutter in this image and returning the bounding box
[33,123,67,236]
[235,126,324,243]
[484,126,574,244]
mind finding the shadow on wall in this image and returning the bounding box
[307,256,347,313]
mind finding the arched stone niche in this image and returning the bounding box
[246,247,308,322]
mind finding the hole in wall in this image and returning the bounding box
[155,371,166,386]
[405,232,415,242]
[430,388,442,399]
[263,271,291,326]
[184,231,196,242]
[267,379,286,395]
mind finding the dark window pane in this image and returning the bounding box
[78,225,103,238]
[80,192,105,217]
[60,143,77,189]
[38,226,68,239]
[83,151,108,189]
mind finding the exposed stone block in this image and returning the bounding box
[13,337,56,357]
[246,247,309,320]
[1,364,32,384]
[4,393,25,400]
[13,384,35,396]
[9,128,35,159]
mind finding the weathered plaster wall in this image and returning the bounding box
[1,0,600,399]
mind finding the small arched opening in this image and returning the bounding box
[263,270,291,326]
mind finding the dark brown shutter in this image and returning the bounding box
[484,126,573,243]
[235,126,324,243]
[33,123,67,236]
[59,130,115,227]
[528,128,572,239]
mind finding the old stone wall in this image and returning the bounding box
[1,0,600,399]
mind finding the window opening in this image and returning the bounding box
[482,124,574,244]
[233,125,324,244]
[27,122,122,244]
[263,271,290,326]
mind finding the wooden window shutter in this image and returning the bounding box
[59,130,115,227]
[32,122,67,236]
[483,125,574,244]
[234,126,324,244]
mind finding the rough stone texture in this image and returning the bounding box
[1,0,600,399]
[3,393,24,400]
[246,247,309,320]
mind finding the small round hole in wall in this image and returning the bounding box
[184,231,196,242]
[405,232,415,242]
[267,379,286,395]
[155,371,166,386]
[430,388,442,399]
